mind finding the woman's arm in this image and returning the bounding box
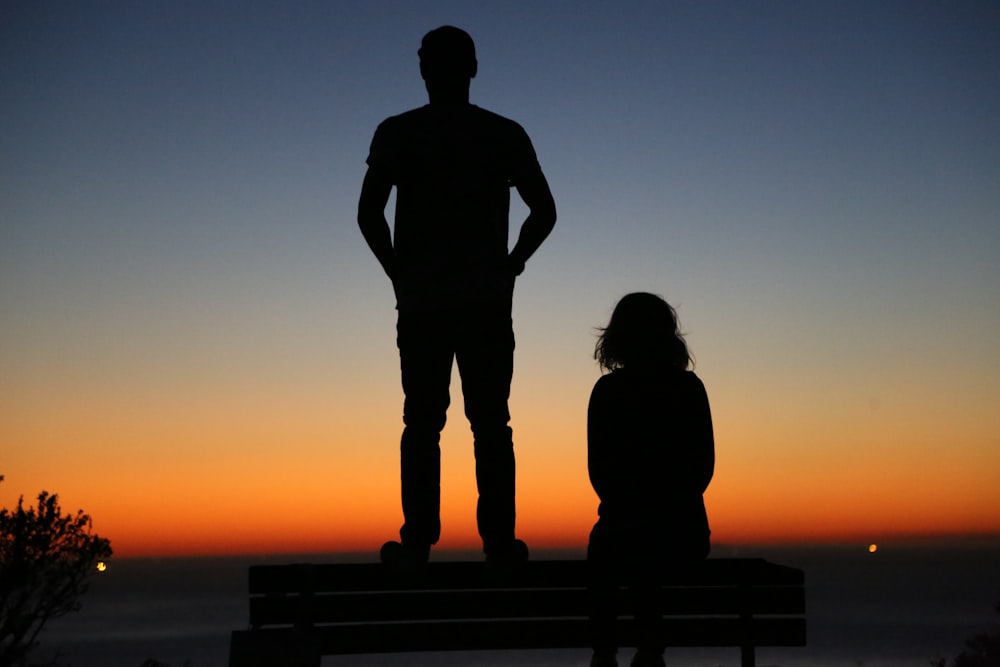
[690,375,715,494]
[587,376,617,502]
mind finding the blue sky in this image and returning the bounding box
[2,1,998,553]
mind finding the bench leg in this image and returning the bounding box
[229,630,321,667]
[741,644,755,667]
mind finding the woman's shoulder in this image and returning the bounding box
[591,370,619,392]
[590,369,631,400]
[680,368,705,384]
[596,364,705,380]
[593,365,704,389]
[616,363,703,379]
[676,369,708,395]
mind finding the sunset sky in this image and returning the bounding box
[3,1,998,558]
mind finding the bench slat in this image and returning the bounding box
[248,584,805,626]
[232,616,806,656]
[247,558,803,594]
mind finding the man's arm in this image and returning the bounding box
[357,167,396,280]
[508,169,556,276]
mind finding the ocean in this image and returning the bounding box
[31,540,1000,667]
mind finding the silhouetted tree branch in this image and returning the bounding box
[931,603,1000,667]
[0,476,113,666]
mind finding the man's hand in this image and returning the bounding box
[357,167,396,280]
[509,169,556,272]
[507,255,526,277]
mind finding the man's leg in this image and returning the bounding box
[396,310,454,553]
[455,300,518,556]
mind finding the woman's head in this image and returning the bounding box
[595,292,691,372]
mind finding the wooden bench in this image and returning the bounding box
[228,558,805,667]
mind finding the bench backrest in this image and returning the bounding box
[240,558,805,655]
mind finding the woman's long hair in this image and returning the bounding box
[595,292,692,372]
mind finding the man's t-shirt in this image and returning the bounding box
[366,104,541,312]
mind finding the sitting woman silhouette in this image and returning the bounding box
[586,292,715,667]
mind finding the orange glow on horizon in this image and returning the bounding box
[4,377,998,559]
[74,460,1000,558]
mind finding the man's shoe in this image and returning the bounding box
[485,538,529,564]
[380,540,430,567]
[590,650,618,667]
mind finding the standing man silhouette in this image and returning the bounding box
[358,26,556,565]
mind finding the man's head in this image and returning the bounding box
[419,26,477,91]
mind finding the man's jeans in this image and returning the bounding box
[396,300,516,554]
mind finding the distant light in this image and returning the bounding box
[96,561,108,572]
[868,544,878,554]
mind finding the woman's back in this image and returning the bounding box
[588,362,714,548]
